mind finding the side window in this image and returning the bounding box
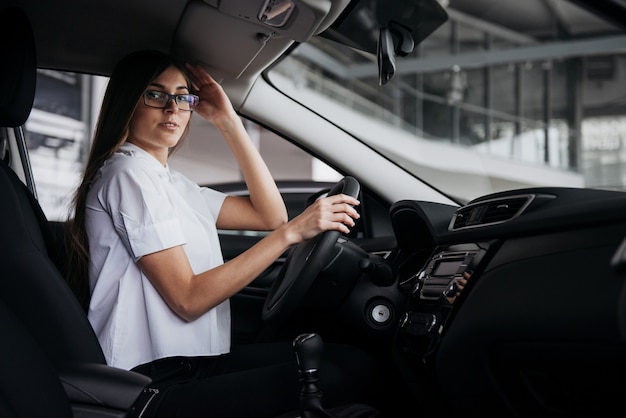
[25,70,106,221]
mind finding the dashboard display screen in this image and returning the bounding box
[432,259,463,276]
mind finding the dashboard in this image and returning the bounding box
[387,187,626,416]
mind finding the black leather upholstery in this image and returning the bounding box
[0,157,108,366]
[0,300,73,418]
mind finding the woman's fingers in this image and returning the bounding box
[184,63,202,90]
[324,194,360,217]
[184,63,215,90]
[326,193,360,206]
[288,193,361,242]
[313,193,360,231]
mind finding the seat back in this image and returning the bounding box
[0,6,106,368]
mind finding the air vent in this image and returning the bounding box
[449,194,535,230]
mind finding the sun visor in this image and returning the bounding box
[173,0,333,81]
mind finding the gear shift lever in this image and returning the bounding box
[293,333,335,418]
[291,333,381,418]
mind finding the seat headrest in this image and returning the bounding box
[0,7,36,127]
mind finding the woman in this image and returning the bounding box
[66,50,374,417]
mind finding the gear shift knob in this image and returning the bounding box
[292,333,380,417]
[294,333,323,373]
[293,333,330,417]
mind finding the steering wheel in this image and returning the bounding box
[262,176,360,323]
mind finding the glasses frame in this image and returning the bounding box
[142,90,200,111]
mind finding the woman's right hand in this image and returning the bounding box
[281,193,360,245]
[138,193,358,321]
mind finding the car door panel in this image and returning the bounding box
[219,233,288,343]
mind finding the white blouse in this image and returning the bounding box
[85,142,229,370]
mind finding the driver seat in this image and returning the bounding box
[0,6,153,417]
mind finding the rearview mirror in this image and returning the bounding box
[378,27,396,85]
[378,22,416,85]
[319,0,448,86]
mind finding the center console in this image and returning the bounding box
[397,242,489,356]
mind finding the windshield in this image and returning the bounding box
[268,0,626,203]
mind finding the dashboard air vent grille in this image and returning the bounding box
[450,195,534,230]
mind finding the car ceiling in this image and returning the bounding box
[10,0,188,76]
[8,0,351,104]
[5,0,624,111]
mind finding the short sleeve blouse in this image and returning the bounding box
[85,142,229,369]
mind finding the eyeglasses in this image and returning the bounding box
[142,90,199,111]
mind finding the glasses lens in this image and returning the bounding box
[144,91,168,108]
[175,94,199,111]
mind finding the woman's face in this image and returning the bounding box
[127,65,192,165]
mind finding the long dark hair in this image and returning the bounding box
[66,50,192,310]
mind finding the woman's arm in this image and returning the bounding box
[137,193,360,321]
[146,65,359,322]
[185,63,287,231]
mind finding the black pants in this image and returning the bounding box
[132,341,376,418]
